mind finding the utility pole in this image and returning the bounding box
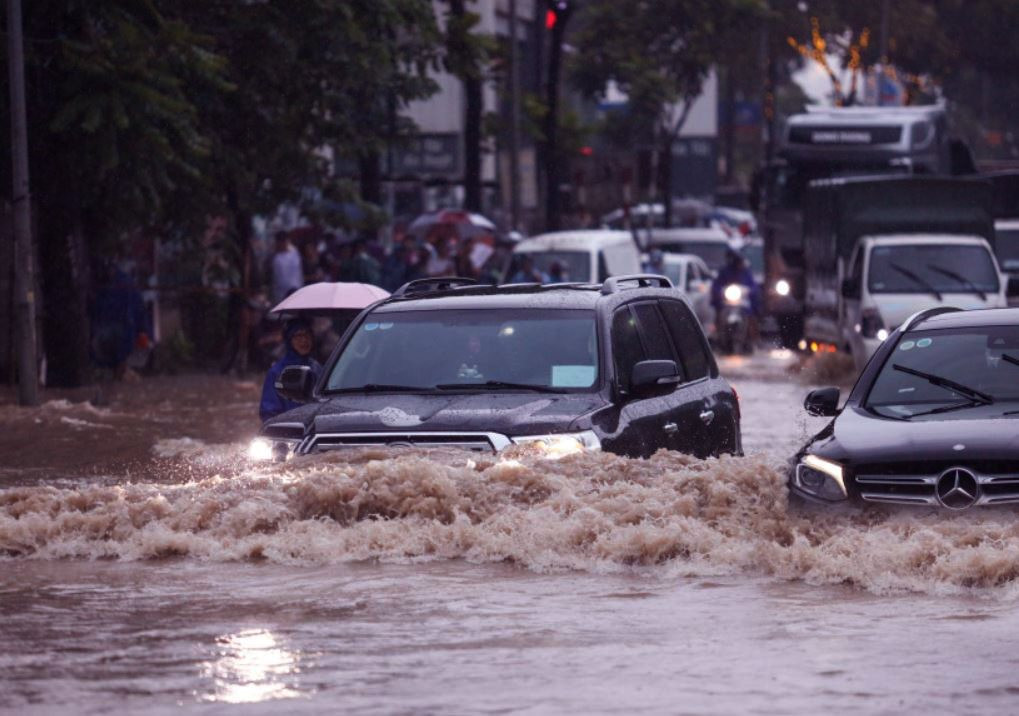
[7,0,39,406]
[508,0,521,232]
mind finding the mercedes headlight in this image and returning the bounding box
[795,454,847,501]
[511,430,601,458]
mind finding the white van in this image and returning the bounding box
[833,234,1006,371]
[509,230,642,284]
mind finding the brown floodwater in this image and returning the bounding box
[3,355,1019,714]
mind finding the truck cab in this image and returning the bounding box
[838,235,1005,371]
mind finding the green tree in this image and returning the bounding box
[571,0,764,226]
[444,1,493,212]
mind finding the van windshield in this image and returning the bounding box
[325,309,599,392]
[868,244,1000,294]
[510,251,590,283]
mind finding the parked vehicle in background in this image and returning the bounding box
[508,230,642,284]
[753,104,973,347]
[802,175,1003,372]
[650,253,716,337]
[995,219,1019,306]
[256,275,742,461]
[792,307,1019,510]
[647,227,733,273]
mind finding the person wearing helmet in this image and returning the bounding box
[711,248,761,349]
[259,317,322,422]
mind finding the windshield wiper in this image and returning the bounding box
[325,383,432,394]
[872,400,986,420]
[1002,353,1019,368]
[435,380,568,393]
[889,262,942,300]
[892,364,993,404]
[925,263,987,300]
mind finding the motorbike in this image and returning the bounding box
[716,283,754,355]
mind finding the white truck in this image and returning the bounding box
[802,176,1005,372]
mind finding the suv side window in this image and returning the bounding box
[659,299,711,380]
[633,302,678,365]
[611,307,645,392]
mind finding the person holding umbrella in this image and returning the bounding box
[259,317,322,422]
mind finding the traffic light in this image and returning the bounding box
[545,0,570,30]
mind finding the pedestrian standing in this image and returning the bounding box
[270,231,304,305]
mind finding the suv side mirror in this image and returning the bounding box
[804,387,840,417]
[841,277,861,299]
[631,360,681,394]
[276,365,314,403]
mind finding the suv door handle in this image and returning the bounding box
[699,410,715,425]
[663,422,679,434]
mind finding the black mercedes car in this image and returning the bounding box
[792,306,1019,509]
[253,275,741,461]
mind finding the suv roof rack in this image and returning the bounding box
[392,276,477,298]
[901,306,963,332]
[601,274,673,295]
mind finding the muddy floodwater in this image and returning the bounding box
[4,354,1019,714]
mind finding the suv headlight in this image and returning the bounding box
[795,454,847,501]
[248,438,295,462]
[511,430,601,457]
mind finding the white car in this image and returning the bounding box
[510,230,642,284]
[646,252,716,337]
[647,227,734,274]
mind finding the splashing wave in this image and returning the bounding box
[4,447,1019,594]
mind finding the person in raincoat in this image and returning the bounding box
[259,317,322,422]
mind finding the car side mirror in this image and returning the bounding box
[631,360,681,394]
[841,278,860,299]
[276,365,314,403]
[804,387,840,417]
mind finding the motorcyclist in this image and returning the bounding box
[711,248,761,346]
[259,317,322,422]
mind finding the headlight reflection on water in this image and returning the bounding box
[202,629,301,704]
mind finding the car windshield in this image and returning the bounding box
[868,244,1000,294]
[660,241,729,271]
[867,327,1019,418]
[996,228,1019,272]
[325,309,599,392]
[512,251,590,282]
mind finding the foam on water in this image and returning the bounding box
[3,446,1019,595]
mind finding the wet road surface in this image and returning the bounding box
[3,353,1019,714]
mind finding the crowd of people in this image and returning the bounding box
[268,222,508,304]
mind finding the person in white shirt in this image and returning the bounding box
[270,231,304,305]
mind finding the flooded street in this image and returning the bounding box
[4,354,1019,714]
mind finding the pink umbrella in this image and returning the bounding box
[270,282,390,314]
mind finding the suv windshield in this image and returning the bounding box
[326,309,599,392]
[868,244,1000,294]
[867,327,1019,418]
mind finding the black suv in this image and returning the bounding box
[255,275,741,460]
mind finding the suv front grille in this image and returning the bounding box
[302,432,512,454]
[854,466,1019,507]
